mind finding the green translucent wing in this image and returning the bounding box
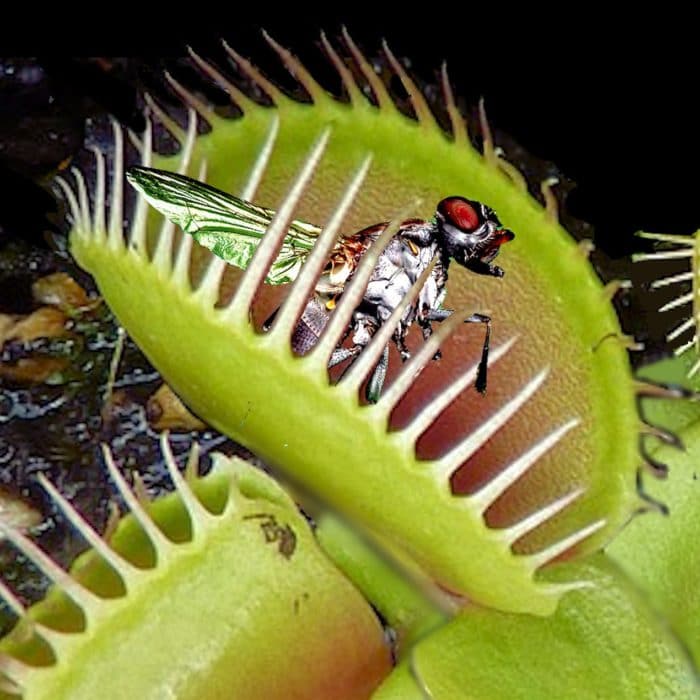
[126,167,321,285]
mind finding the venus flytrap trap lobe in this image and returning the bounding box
[634,229,700,377]
[67,116,593,617]
[60,34,651,616]
[0,439,390,699]
[373,555,700,699]
[630,230,700,478]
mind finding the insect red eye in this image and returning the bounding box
[440,197,480,231]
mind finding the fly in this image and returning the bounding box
[126,167,514,402]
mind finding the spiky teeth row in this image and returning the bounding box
[0,437,390,697]
[634,230,700,374]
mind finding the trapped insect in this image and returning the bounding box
[127,167,514,402]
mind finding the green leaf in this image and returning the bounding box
[637,352,700,435]
[609,417,700,664]
[374,556,698,699]
[0,453,391,699]
[316,514,446,654]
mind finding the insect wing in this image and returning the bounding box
[126,167,321,285]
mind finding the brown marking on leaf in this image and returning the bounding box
[243,512,297,559]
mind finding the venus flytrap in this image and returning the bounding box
[610,351,700,666]
[634,230,700,377]
[60,34,659,616]
[67,116,591,616]
[1,32,689,698]
[373,555,699,699]
[0,440,391,699]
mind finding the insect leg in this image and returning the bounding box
[418,316,441,360]
[424,309,453,322]
[425,309,491,394]
[394,326,412,361]
[328,346,361,368]
[365,344,390,404]
[465,260,505,278]
[467,313,491,394]
[418,319,433,341]
[262,307,280,331]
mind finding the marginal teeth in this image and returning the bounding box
[268,154,372,345]
[470,418,580,514]
[309,203,417,369]
[221,127,332,324]
[376,311,467,415]
[149,111,198,273]
[262,31,325,103]
[650,270,694,289]
[673,336,697,356]
[54,176,81,232]
[0,653,29,687]
[101,444,173,558]
[177,109,199,176]
[0,520,99,614]
[689,356,700,377]
[440,62,467,145]
[129,118,152,253]
[341,257,438,394]
[36,473,141,586]
[341,27,394,111]
[164,71,216,124]
[431,366,549,485]
[666,316,695,342]
[188,46,256,113]
[195,255,228,307]
[0,578,26,619]
[172,161,207,290]
[658,290,693,312]
[222,39,284,105]
[71,166,90,232]
[144,92,186,142]
[382,39,436,128]
[501,488,585,546]
[172,226,194,288]
[639,446,669,478]
[526,519,607,570]
[239,115,280,202]
[634,248,694,261]
[108,119,124,251]
[159,434,213,534]
[319,31,363,105]
[404,336,519,442]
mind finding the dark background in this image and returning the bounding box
[1,14,697,295]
